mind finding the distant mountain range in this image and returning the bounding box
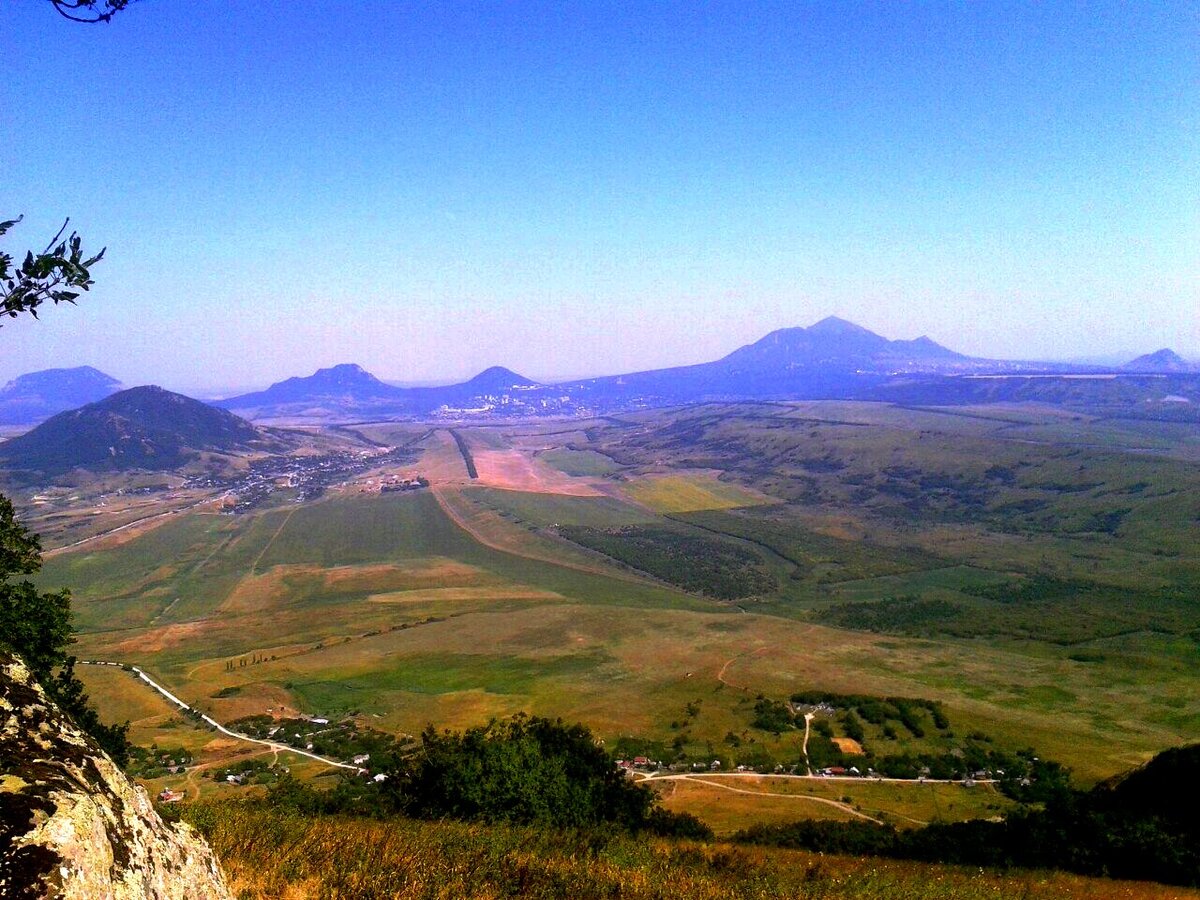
[206,317,1009,419]
[2,319,1197,434]
[0,366,122,425]
[0,386,278,478]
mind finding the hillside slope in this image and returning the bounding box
[0,385,275,476]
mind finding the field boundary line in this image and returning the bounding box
[249,506,297,575]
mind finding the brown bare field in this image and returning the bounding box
[113,621,209,655]
[833,737,865,755]
[469,446,605,495]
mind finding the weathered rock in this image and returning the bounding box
[0,651,233,899]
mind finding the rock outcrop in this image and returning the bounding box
[0,651,233,899]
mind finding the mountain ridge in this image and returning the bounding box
[215,364,541,418]
[0,366,122,426]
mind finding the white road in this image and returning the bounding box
[639,771,995,787]
[79,660,365,774]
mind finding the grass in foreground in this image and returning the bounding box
[181,802,1195,900]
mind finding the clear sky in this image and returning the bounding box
[2,1,1196,393]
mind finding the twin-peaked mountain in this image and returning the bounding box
[0,385,280,477]
[214,364,543,419]
[721,316,965,369]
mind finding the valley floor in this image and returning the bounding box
[31,405,1200,841]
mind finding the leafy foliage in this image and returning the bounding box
[0,495,129,763]
[740,797,1200,888]
[384,715,708,836]
[815,595,963,634]
[0,216,105,326]
[252,716,710,839]
[749,698,795,733]
[49,0,137,24]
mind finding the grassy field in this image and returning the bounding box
[182,802,1199,900]
[538,446,625,476]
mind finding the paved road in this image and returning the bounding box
[640,771,995,787]
[80,660,364,774]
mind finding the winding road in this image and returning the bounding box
[79,660,364,774]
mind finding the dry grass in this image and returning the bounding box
[183,802,1199,900]
[833,737,865,755]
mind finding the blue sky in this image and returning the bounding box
[2,1,1196,392]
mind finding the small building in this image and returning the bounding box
[157,789,183,803]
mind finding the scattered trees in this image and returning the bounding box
[386,715,699,834]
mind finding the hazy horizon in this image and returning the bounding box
[3,310,1197,400]
[3,3,1196,394]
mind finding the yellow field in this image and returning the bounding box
[621,472,775,513]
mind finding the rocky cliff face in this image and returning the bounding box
[0,651,233,899]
